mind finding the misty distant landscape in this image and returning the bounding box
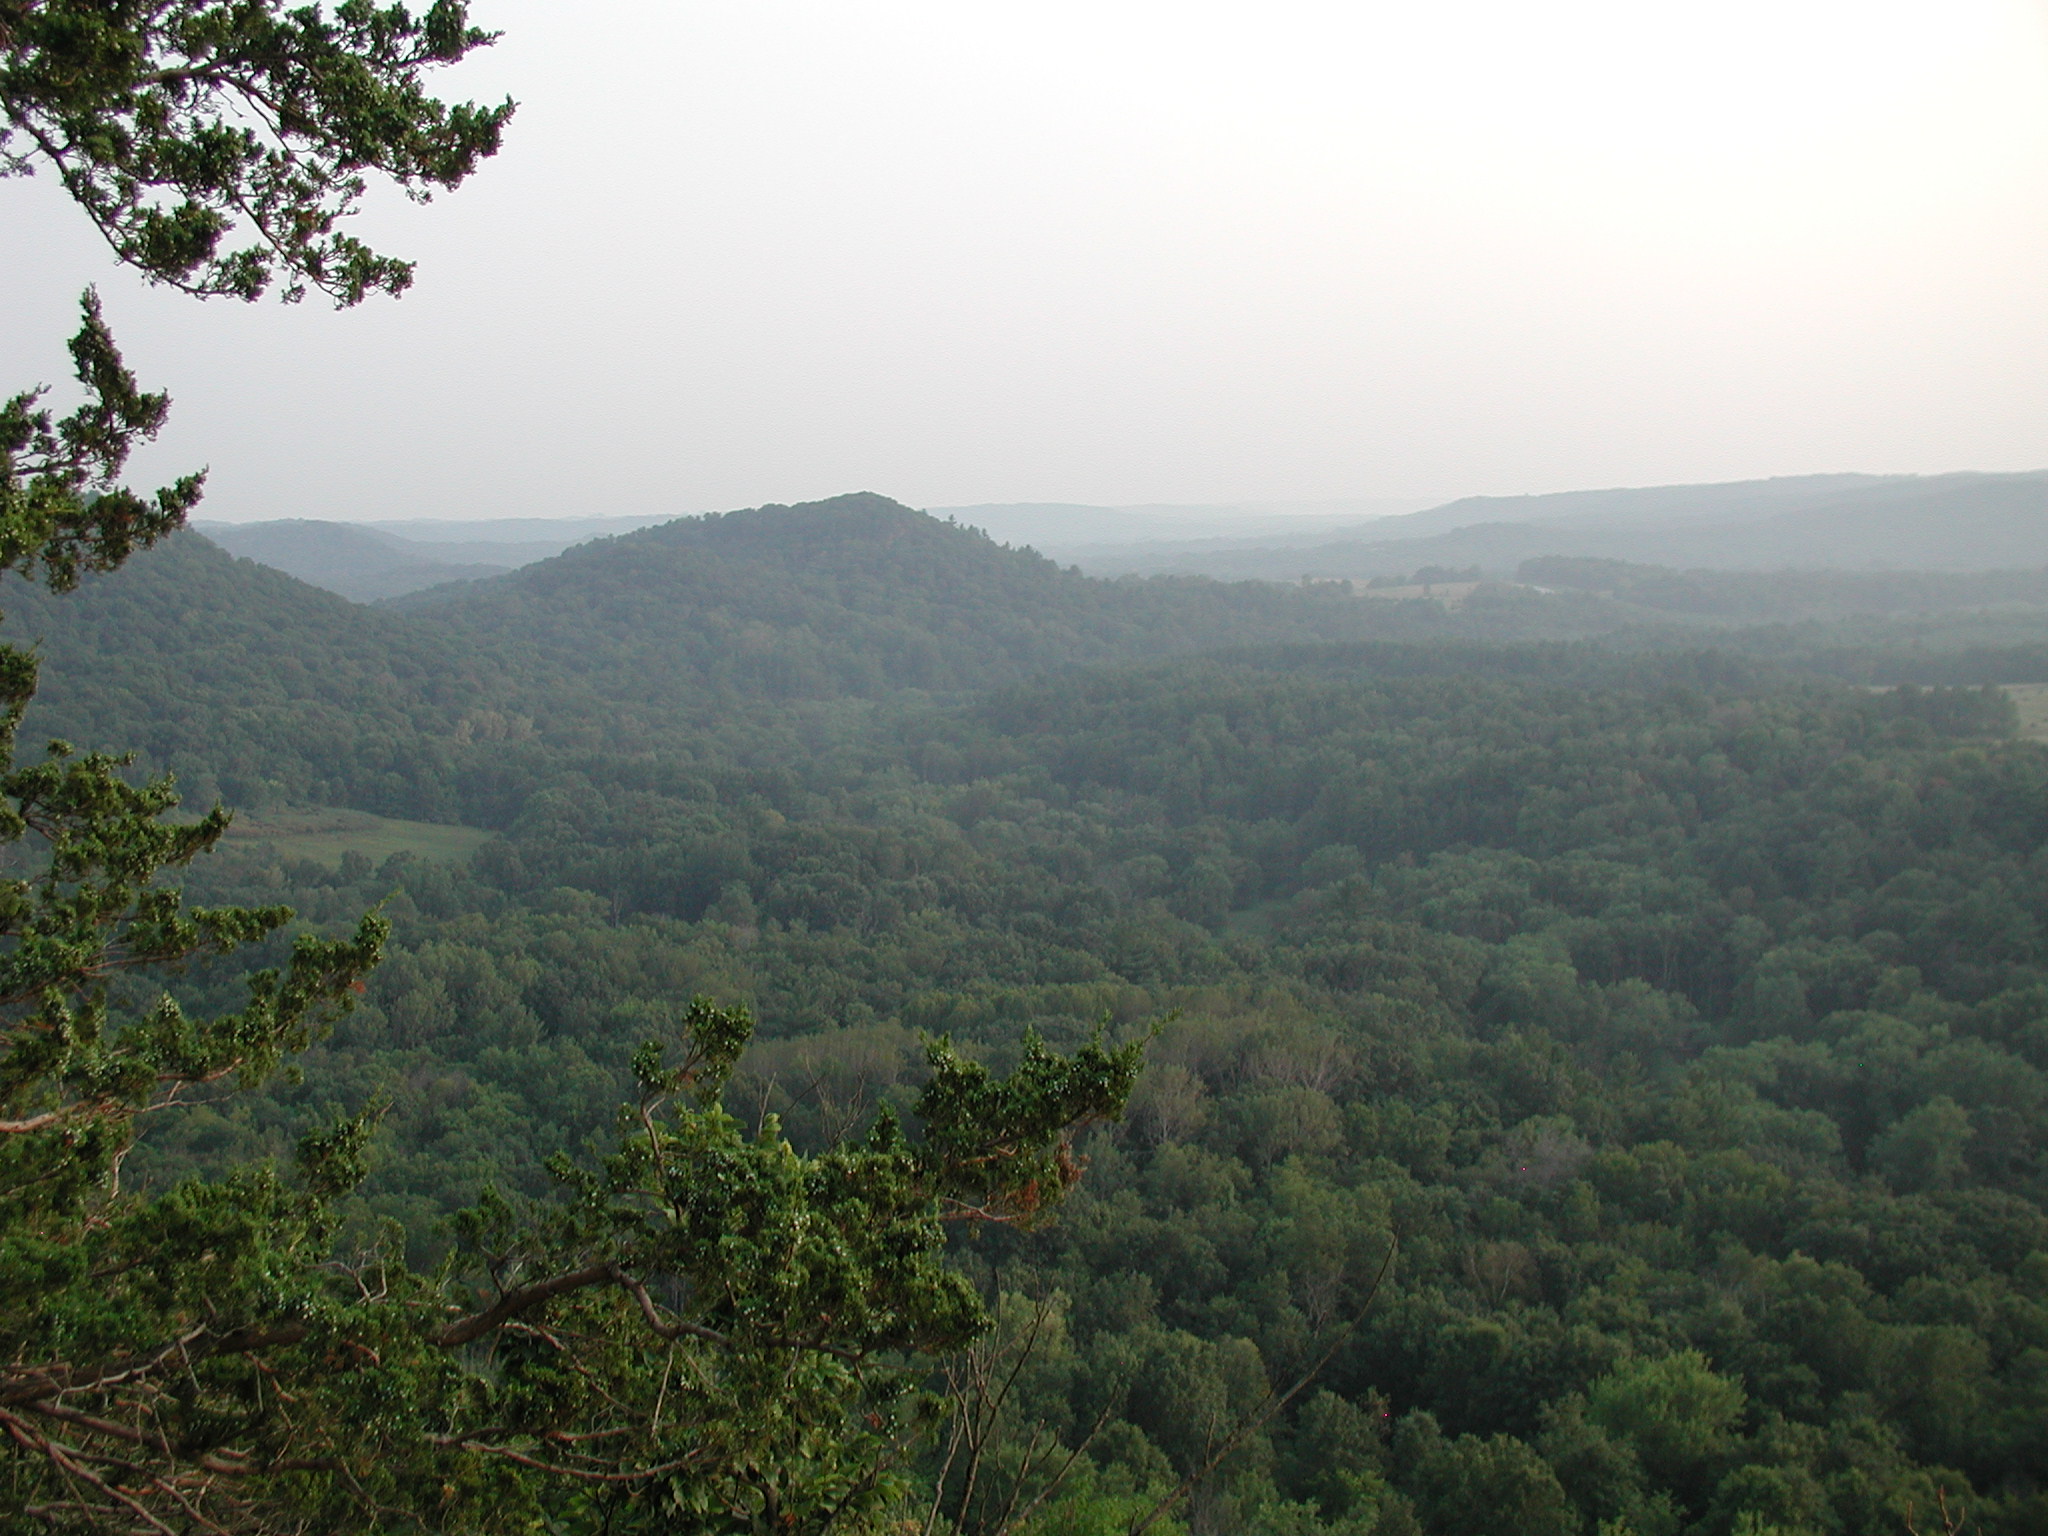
[21,480,2028,1532]
[205,470,2048,622]
[14,3,2048,1535]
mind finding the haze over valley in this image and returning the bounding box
[203,469,2048,610]
[10,4,2048,1534]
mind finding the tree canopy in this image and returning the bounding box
[1,0,512,304]
[13,4,2048,1534]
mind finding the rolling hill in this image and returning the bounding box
[389,492,1600,704]
[0,497,1606,824]
[1083,470,2048,579]
[200,520,519,601]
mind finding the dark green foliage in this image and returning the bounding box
[12,321,2048,1530]
[1,0,511,303]
[0,289,202,592]
[86,603,2043,1533]
[393,998,1142,1535]
[0,296,396,1532]
[6,902,1142,1535]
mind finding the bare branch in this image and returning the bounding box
[606,1264,731,1347]
[431,1260,619,1348]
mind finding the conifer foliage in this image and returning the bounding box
[1,0,512,303]
[0,294,393,1527]
[3,7,1147,1530]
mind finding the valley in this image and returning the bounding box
[14,5,2042,1529]
[37,490,2048,1536]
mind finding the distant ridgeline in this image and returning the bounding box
[14,495,1625,811]
[19,490,2048,818]
[202,471,2048,595]
[379,493,1613,701]
[1064,469,2048,580]
[16,489,2048,1531]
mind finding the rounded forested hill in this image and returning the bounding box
[2,533,498,815]
[0,498,1595,825]
[12,500,2039,835]
[393,493,1594,703]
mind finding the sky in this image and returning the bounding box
[7,0,2048,523]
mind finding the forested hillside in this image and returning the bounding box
[389,492,1610,703]
[1127,473,2048,582]
[4,534,499,814]
[51,498,2048,1535]
[12,497,1644,814]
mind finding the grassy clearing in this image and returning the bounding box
[1223,897,1293,941]
[2003,683,2048,743]
[221,807,492,869]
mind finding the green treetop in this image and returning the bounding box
[2,0,512,304]
[2,14,1148,1531]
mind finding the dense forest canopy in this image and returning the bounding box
[14,5,2048,1531]
[3,487,2038,1533]
[3,9,1148,1532]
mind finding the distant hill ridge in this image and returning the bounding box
[16,491,2048,830]
[1092,470,2048,579]
[390,492,1547,704]
[1378,471,1922,539]
[200,472,2048,596]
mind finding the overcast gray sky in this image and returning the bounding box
[8,0,2048,523]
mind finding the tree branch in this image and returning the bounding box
[431,1260,620,1348]
[606,1263,731,1347]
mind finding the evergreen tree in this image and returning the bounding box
[4,23,1145,1532]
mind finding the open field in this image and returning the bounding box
[221,807,492,868]
[2003,683,2048,742]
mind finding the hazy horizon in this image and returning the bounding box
[9,0,2048,524]
[185,470,2048,532]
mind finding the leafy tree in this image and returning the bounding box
[1396,1413,1579,1536]
[0,296,393,1527]
[1,3,479,1528]
[1868,1095,1975,1193]
[427,1010,1144,1534]
[4,948,1142,1531]
[1585,1352,1746,1492]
